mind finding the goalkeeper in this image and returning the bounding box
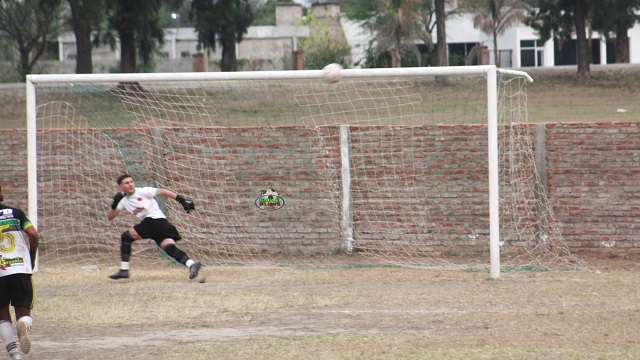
[107,174,201,280]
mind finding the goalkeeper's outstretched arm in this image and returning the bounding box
[157,189,195,213]
[157,189,179,200]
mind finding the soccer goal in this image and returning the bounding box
[26,66,576,278]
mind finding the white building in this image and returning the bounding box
[52,2,640,73]
[342,7,640,68]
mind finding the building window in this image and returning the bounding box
[43,41,59,60]
[159,52,169,59]
[67,53,77,61]
[448,42,478,66]
[520,40,544,67]
[553,39,601,66]
[180,51,190,58]
[0,44,12,61]
[497,50,512,67]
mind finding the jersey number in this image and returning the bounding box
[0,224,15,253]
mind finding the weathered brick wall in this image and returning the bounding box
[3,122,640,257]
[349,125,493,254]
[546,122,640,255]
[0,129,29,209]
[163,126,344,256]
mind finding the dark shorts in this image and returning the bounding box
[134,217,182,244]
[0,274,34,309]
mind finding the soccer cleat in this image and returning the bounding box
[16,321,30,354]
[189,261,202,279]
[10,353,22,360]
[109,269,129,279]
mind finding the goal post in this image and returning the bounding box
[26,65,574,277]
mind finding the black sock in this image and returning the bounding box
[121,231,133,262]
[163,244,189,265]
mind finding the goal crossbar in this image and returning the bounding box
[27,65,533,83]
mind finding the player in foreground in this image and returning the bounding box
[0,187,39,360]
[107,174,202,280]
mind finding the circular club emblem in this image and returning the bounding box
[255,188,285,210]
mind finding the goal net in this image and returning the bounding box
[27,66,578,276]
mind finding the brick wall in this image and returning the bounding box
[0,129,29,209]
[3,122,640,258]
[546,122,640,255]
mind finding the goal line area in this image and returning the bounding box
[26,66,580,277]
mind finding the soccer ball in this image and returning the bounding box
[322,63,343,84]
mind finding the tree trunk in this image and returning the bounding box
[435,0,447,66]
[220,30,237,71]
[615,21,630,63]
[390,48,399,68]
[19,47,31,81]
[68,0,93,74]
[119,30,137,73]
[493,30,499,67]
[18,38,46,81]
[574,0,590,80]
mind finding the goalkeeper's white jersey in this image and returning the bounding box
[117,187,167,220]
[0,205,34,276]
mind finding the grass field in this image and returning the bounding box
[25,254,640,360]
[524,64,640,123]
[1,64,639,129]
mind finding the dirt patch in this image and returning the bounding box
[19,262,640,359]
[574,250,640,271]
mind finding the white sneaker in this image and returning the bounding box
[16,321,30,354]
[10,352,22,360]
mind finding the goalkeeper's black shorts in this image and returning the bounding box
[134,217,182,244]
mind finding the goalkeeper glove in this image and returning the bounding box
[175,195,195,213]
[111,192,125,210]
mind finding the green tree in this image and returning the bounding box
[415,0,461,67]
[105,0,166,73]
[525,0,592,80]
[343,0,458,68]
[363,0,422,68]
[0,0,64,81]
[472,0,530,67]
[435,0,448,66]
[67,0,103,74]
[590,0,640,63]
[298,12,351,69]
[343,0,416,67]
[190,0,254,72]
[413,0,436,59]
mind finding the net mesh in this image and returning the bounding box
[32,71,579,271]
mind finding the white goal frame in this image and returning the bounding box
[26,65,533,278]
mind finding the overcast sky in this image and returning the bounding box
[293,0,312,6]
[254,0,313,7]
